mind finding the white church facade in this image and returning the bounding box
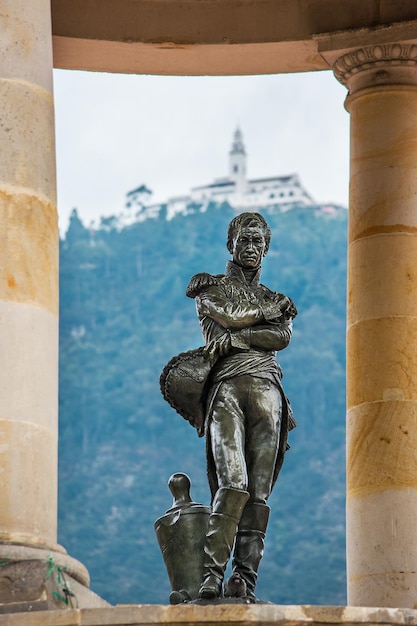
[124,128,320,224]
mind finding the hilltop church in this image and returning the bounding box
[124,128,318,223]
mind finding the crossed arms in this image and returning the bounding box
[195,286,294,361]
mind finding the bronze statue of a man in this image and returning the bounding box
[186,212,297,601]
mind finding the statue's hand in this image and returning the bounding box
[271,293,298,320]
[204,331,231,364]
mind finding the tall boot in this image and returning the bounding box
[199,487,249,599]
[231,502,270,600]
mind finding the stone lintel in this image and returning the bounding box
[52,38,327,77]
[1,604,417,626]
[50,1,417,75]
[316,19,417,62]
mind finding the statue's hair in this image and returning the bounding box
[227,212,271,256]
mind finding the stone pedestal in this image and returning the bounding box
[0,546,108,613]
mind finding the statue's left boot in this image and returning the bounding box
[229,502,270,601]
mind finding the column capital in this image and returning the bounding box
[316,22,417,94]
[333,42,417,93]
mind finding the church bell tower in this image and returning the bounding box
[229,127,247,196]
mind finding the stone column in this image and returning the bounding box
[0,0,60,552]
[333,43,417,608]
[0,2,102,608]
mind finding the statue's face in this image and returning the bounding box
[232,225,266,269]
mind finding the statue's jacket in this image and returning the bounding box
[186,260,297,498]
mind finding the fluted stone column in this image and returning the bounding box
[0,2,98,603]
[332,43,417,608]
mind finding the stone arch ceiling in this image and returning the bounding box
[51,0,417,75]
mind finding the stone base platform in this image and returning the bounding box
[0,604,417,626]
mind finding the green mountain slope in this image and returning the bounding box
[58,204,347,605]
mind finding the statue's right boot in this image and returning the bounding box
[199,487,249,599]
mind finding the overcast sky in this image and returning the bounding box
[53,69,350,233]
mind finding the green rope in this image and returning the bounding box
[46,556,73,606]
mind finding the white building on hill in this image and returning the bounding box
[124,128,319,224]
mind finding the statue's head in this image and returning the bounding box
[227,212,271,269]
